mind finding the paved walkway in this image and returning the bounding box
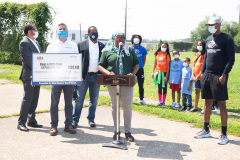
[0,83,240,160]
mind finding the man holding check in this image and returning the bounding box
[46,23,78,136]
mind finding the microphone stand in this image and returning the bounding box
[102,43,127,150]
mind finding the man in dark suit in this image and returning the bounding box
[18,24,43,131]
[72,26,105,128]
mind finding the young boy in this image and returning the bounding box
[180,57,193,111]
[169,49,183,109]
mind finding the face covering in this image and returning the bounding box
[33,31,38,39]
[58,30,68,38]
[183,62,188,67]
[161,47,167,53]
[173,54,179,59]
[208,26,217,34]
[133,38,140,45]
[90,33,98,40]
[197,46,202,51]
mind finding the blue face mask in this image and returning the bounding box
[58,30,67,38]
[90,33,98,40]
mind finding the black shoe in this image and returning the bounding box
[113,132,121,140]
[125,132,134,142]
[190,108,198,112]
[88,121,96,127]
[27,121,43,128]
[180,106,187,111]
[17,124,29,131]
[186,107,192,111]
[72,122,78,129]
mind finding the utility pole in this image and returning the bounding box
[79,23,82,42]
[124,0,127,40]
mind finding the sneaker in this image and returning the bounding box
[113,132,121,140]
[215,107,220,111]
[199,110,204,116]
[190,108,198,112]
[171,102,176,108]
[157,102,163,107]
[218,134,229,145]
[194,129,211,138]
[180,106,187,111]
[161,102,165,107]
[140,100,147,105]
[89,121,96,127]
[186,107,191,111]
[175,103,181,109]
[125,132,135,142]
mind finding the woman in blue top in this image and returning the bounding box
[131,34,148,105]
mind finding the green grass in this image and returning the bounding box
[0,53,240,136]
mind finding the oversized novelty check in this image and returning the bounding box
[32,53,82,85]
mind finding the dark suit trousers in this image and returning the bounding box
[18,81,40,125]
[50,85,74,128]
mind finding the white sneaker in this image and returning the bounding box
[140,100,147,105]
[218,134,229,145]
[194,129,211,138]
[175,103,181,109]
[171,102,176,108]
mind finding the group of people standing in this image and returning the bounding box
[18,16,235,145]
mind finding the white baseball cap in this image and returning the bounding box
[205,17,221,25]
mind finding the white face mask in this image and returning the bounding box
[33,31,38,39]
[173,54,179,59]
[183,62,188,67]
[197,46,202,51]
[208,26,217,34]
[161,47,167,53]
[133,38,140,45]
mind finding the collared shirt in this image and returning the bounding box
[27,37,40,53]
[46,39,78,53]
[88,38,99,72]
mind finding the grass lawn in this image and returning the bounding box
[0,52,239,136]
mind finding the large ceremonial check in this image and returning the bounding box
[32,53,82,85]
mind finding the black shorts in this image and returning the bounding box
[200,72,228,101]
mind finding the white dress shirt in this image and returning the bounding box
[46,39,78,53]
[27,37,40,53]
[88,38,99,72]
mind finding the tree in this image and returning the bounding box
[0,2,55,64]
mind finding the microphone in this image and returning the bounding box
[119,42,124,52]
[116,42,124,74]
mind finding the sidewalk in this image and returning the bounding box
[0,83,240,160]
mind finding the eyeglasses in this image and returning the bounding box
[116,37,125,40]
[31,29,37,31]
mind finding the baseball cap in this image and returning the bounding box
[205,17,221,25]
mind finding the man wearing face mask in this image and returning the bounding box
[194,17,235,145]
[72,26,105,128]
[131,34,148,105]
[46,23,78,136]
[18,24,42,131]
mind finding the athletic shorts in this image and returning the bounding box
[195,80,201,89]
[170,83,181,91]
[201,72,228,101]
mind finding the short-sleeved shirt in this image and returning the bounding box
[181,67,193,95]
[154,51,171,73]
[131,45,148,69]
[46,39,78,53]
[169,59,183,84]
[193,52,205,80]
[98,47,139,75]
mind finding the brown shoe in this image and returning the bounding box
[50,128,58,136]
[64,126,76,134]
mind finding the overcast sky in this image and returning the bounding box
[1,0,240,40]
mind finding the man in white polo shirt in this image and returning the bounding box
[46,23,78,136]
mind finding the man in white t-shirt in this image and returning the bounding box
[46,23,78,136]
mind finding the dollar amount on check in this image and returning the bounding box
[32,53,82,85]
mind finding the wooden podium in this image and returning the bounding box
[98,74,135,150]
[97,74,135,86]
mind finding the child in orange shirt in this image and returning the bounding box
[152,42,171,106]
[191,40,205,112]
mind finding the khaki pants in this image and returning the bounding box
[107,86,133,133]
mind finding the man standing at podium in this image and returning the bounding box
[72,26,105,128]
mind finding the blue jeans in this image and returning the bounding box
[72,73,100,123]
[182,93,192,107]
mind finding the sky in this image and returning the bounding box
[1,0,240,40]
